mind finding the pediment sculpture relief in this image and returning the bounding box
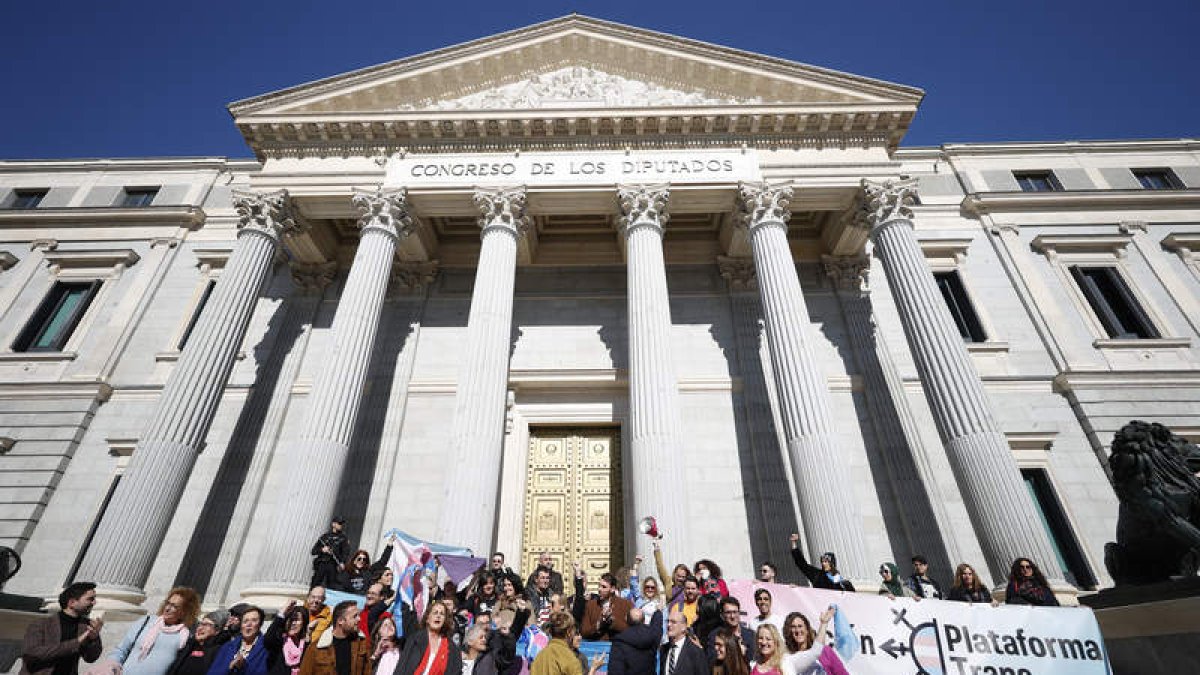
[398,66,762,111]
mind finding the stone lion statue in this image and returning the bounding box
[1105,420,1200,585]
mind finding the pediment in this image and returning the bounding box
[229,15,923,157]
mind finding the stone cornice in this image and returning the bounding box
[943,138,1200,156]
[0,205,207,228]
[0,158,259,173]
[961,189,1200,215]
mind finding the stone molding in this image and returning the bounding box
[716,255,756,291]
[617,184,670,235]
[352,187,415,240]
[472,186,531,238]
[735,182,793,230]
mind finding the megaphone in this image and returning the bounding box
[638,516,662,539]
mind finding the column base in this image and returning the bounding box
[239,583,308,614]
[91,584,148,621]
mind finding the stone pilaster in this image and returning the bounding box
[251,188,414,595]
[618,185,691,563]
[823,254,959,577]
[858,178,1065,588]
[736,182,870,580]
[436,187,528,554]
[76,190,302,611]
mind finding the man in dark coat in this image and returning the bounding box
[311,517,349,589]
[705,597,755,663]
[609,607,662,675]
[659,609,707,675]
[20,582,102,675]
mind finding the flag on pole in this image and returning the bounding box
[382,529,472,635]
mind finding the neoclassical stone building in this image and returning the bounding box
[1,16,1198,617]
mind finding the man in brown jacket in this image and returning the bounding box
[20,582,103,675]
[298,600,370,675]
[579,573,632,641]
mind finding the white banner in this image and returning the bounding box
[729,580,1111,675]
[385,149,761,188]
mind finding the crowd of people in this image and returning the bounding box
[21,517,1062,675]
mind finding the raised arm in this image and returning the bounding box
[788,533,821,585]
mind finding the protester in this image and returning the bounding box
[948,563,993,603]
[710,628,750,675]
[757,563,777,585]
[20,581,103,675]
[527,565,558,625]
[495,576,521,617]
[368,617,399,675]
[106,587,200,675]
[311,518,350,590]
[749,625,784,675]
[660,609,707,675]
[459,624,489,675]
[706,597,755,663]
[787,535,854,592]
[525,552,565,595]
[207,606,267,675]
[781,613,813,655]
[653,540,691,604]
[482,599,529,675]
[747,589,783,633]
[781,607,837,675]
[299,601,369,675]
[358,584,393,644]
[669,576,702,626]
[530,611,582,675]
[263,603,309,675]
[489,553,523,594]
[392,602,460,675]
[877,563,916,599]
[339,550,374,595]
[168,611,233,675]
[631,573,664,620]
[693,560,729,598]
[465,572,500,616]
[1005,558,1059,606]
[580,573,633,641]
[303,587,331,645]
[607,607,662,675]
[905,555,944,600]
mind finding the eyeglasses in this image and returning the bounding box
[355,556,369,562]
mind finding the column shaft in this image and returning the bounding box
[862,179,1064,586]
[437,188,527,553]
[738,183,870,580]
[620,185,690,563]
[76,191,298,598]
[253,189,411,591]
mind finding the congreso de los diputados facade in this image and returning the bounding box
[1,15,1198,619]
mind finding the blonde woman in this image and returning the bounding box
[750,624,784,675]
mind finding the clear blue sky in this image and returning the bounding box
[3,0,1196,159]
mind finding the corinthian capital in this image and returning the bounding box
[716,256,757,292]
[857,178,918,230]
[472,186,531,238]
[617,184,670,234]
[289,261,338,294]
[353,187,415,240]
[736,182,793,231]
[233,189,303,239]
[822,254,871,294]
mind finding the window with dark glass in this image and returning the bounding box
[1132,168,1181,190]
[120,187,158,207]
[12,280,102,352]
[933,270,987,342]
[1069,266,1159,339]
[9,189,48,209]
[177,279,216,350]
[1021,468,1097,589]
[1013,171,1063,192]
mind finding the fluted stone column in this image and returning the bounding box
[858,178,1065,588]
[251,188,415,594]
[618,185,691,562]
[437,187,528,554]
[737,182,870,580]
[76,190,302,609]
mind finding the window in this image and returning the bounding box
[12,280,102,352]
[1069,266,1159,339]
[120,187,158,207]
[1132,169,1182,190]
[933,270,987,342]
[1021,469,1097,589]
[177,279,216,350]
[1013,171,1062,192]
[9,189,48,209]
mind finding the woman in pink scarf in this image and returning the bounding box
[264,601,310,675]
[107,587,200,675]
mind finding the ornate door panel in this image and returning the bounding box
[522,428,622,594]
